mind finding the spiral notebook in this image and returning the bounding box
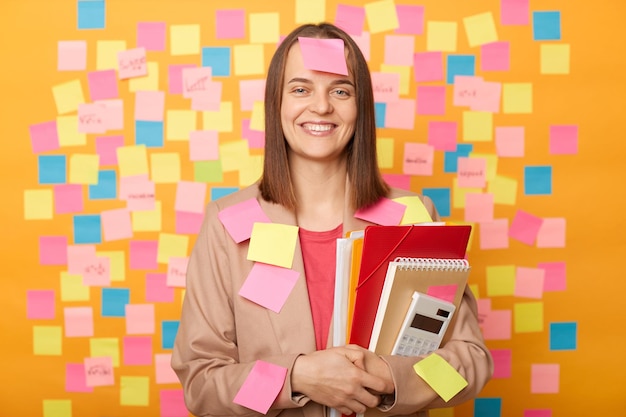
[368,257,471,355]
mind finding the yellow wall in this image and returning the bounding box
[1,0,625,415]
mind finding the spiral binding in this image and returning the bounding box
[394,257,470,272]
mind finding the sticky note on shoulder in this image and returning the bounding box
[413,353,468,402]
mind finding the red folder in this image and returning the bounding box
[347,224,471,348]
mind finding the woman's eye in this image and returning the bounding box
[293,87,307,94]
[333,89,350,97]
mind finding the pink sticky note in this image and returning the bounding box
[85,357,114,387]
[101,208,133,241]
[134,90,165,121]
[129,240,158,270]
[470,81,501,113]
[190,81,222,111]
[403,143,434,176]
[239,79,266,111]
[335,4,365,35]
[428,121,457,151]
[453,76,483,107]
[531,364,559,393]
[501,0,529,25]
[395,5,424,35]
[83,256,111,286]
[495,126,524,157]
[354,197,406,226]
[66,363,93,392]
[54,184,84,214]
[242,119,265,149]
[371,72,400,103]
[413,51,443,82]
[118,47,148,79]
[481,309,512,340]
[169,64,196,95]
[27,290,55,319]
[96,136,124,166]
[538,262,566,292]
[298,37,348,76]
[64,306,94,337]
[58,40,87,71]
[182,67,213,98]
[88,69,119,101]
[490,349,512,378]
[189,130,219,161]
[119,175,155,211]
[156,354,180,384]
[39,235,68,266]
[382,174,411,190]
[96,99,125,130]
[239,263,299,313]
[78,103,108,134]
[125,304,155,334]
[457,157,487,188]
[476,298,492,325]
[351,31,371,61]
[137,22,166,51]
[515,267,545,299]
[175,181,207,214]
[509,210,543,245]
[549,125,578,155]
[465,192,494,223]
[481,41,510,71]
[525,410,552,417]
[146,273,175,303]
[479,219,509,250]
[123,336,153,365]
[218,198,271,243]
[167,257,188,288]
[175,211,204,235]
[537,217,566,248]
[427,284,457,303]
[417,85,446,115]
[385,99,415,130]
[67,244,97,274]
[216,9,246,39]
[30,120,60,153]
[384,35,414,66]
[233,360,288,414]
[160,389,189,416]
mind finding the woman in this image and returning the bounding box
[172,23,492,417]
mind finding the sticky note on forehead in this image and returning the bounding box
[297,37,349,75]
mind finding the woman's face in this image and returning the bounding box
[280,41,357,165]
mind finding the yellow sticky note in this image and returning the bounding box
[503,83,533,114]
[427,21,458,52]
[365,0,399,34]
[203,101,233,132]
[60,271,90,302]
[514,302,544,333]
[394,196,434,225]
[43,400,72,417]
[377,137,394,169]
[486,265,515,296]
[57,115,87,147]
[97,40,126,70]
[33,326,62,355]
[250,101,265,131]
[132,201,162,232]
[462,111,493,142]
[157,233,189,264]
[239,154,264,187]
[234,44,265,76]
[89,338,120,367]
[69,154,99,185]
[463,12,498,47]
[170,24,201,56]
[248,223,299,268]
[166,110,197,141]
[469,152,498,181]
[120,376,150,406]
[150,153,181,184]
[430,407,455,417]
[24,189,53,220]
[220,140,250,172]
[97,251,126,282]
[379,64,411,95]
[487,175,517,205]
[52,79,85,114]
[194,160,224,183]
[129,62,159,92]
[452,178,481,209]
[295,0,326,24]
[117,145,148,178]
[413,353,468,402]
[540,44,570,74]
[250,13,280,44]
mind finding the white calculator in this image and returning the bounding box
[391,291,455,357]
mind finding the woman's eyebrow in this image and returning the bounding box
[286,77,355,87]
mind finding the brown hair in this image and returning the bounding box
[258,22,389,211]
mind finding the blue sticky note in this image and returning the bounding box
[422,188,451,217]
[443,143,473,173]
[374,102,386,128]
[202,47,231,76]
[38,155,67,184]
[446,55,475,84]
[474,398,502,417]
[77,0,105,30]
[135,120,164,148]
[550,322,577,350]
[89,170,117,200]
[101,288,130,317]
[533,11,561,41]
[162,320,180,349]
[73,214,102,244]
[211,187,239,200]
[524,166,552,195]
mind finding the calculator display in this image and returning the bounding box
[410,313,444,334]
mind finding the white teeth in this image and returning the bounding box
[304,123,333,132]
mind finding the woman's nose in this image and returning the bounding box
[308,92,332,114]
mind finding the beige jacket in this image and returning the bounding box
[172,183,493,417]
